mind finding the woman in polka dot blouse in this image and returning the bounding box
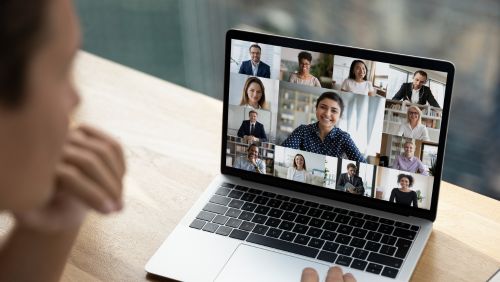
[281,92,366,162]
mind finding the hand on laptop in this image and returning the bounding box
[301,266,356,282]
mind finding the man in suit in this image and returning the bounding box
[337,163,365,195]
[237,110,267,143]
[391,70,440,108]
[238,44,271,78]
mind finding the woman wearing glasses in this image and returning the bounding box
[397,105,430,141]
[288,51,321,87]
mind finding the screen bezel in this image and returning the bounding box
[221,29,455,221]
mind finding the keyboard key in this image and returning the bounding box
[410,225,420,231]
[203,203,228,215]
[228,199,244,209]
[229,229,249,240]
[254,196,270,205]
[278,221,295,231]
[378,224,395,235]
[209,195,231,206]
[265,218,281,227]
[280,202,295,211]
[368,252,403,268]
[294,235,311,245]
[220,182,235,188]
[363,214,379,222]
[241,202,257,212]
[352,249,369,260]
[189,219,206,229]
[280,231,296,242]
[308,218,325,228]
[334,208,348,214]
[290,198,305,204]
[213,215,229,225]
[323,242,339,252]
[395,222,411,229]
[351,259,368,271]
[365,241,381,252]
[318,204,334,211]
[296,215,311,225]
[215,226,232,236]
[323,221,339,232]
[335,255,352,266]
[393,228,417,240]
[255,205,270,215]
[317,251,337,263]
[266,228,282,238]
[379,218,395,225]
[363,220,379,231]
[240,193,256,202]
[351,228,367,239]
[294,205,309,215]
[381,235,397,245]
[395,238,412,259]
[262,192,276,198]
[320,230,336,241]
[226,218,242,228]
[276,195,290,201]
[267,199,282,208]
[248,188,262,195]
[251,214,268,224]
[337,224,353,235]
[366,263,383,274]
[366,231,382,242]
[202,223,219,233]
[233,185,248,191]
[306,227,322,238]
[335,214,351,224]
[227,190,243,199]
[215,187,231,196]
[225,208,242,218]
[282,211,297,221]
[337,245,354,256]
[239,221,256,232]
[320,211,336,221]
[348,217,365,228]
[252,224,269,235]
[238,211,254,221]
[348,211,364,218]
[247,233,319,258]
[268,208,284,218]
[196,211,216,221]
[349,238,366,248]
[379,244,397,256]
[308,238,325,249]
[304,201,319,208]
[307,208,322,218]
[292,224,308,234]
[335,234,351,245]
[381,267,399,278]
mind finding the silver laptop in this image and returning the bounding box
[146,29,454,281]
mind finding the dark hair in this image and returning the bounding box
[248,143,259,151]
[397,174,414,187]
[298,51,313,63]
[315,92,344,118]
[240,76,267,109]
[413,70,428,80]
[293,154,307,170]
[0,0,49,107]
[249,44,261,52]
[248,110,258,116]
[347,163,357,170]
[348,60,368,81]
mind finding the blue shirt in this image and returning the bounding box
[281,123,366,162]
[234,156,266,174]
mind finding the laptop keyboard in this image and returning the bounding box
[189,182,420,279]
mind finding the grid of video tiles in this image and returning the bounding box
[225,39,448,210]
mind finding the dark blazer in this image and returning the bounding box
[391,82,440,108]
[238,60,271,78]
[337,173,365,195]
[237,120,267,142]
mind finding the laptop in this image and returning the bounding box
[146,29,454,281]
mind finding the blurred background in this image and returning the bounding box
[75,0,499,200]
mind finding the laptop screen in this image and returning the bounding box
[222,30,454,217]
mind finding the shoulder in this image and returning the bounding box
[391,188,399,193]
[261,61,270,68]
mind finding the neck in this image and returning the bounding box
[410,121,418,128]
[404,154,412,158]
[355,77,364,82]
[249,102,259,108]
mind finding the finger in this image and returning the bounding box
[301,268,319,282]
[325,266,345,282]
[343,273,356,282]
[68,129,123,182]
[78,125,126,175]
[55,163,118,213]
[62,142,121,202]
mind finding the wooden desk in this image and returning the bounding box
[1,51,499,281]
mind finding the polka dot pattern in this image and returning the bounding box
[281,122,366,163]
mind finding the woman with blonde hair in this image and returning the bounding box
[397,105,430,141]
[286,154,312,184]
[239,76,269,110]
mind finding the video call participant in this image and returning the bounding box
[397,105,430,141]
[286,154,312,184]
[392,141,429,175]
[237,110,267,143]
[391,70,440,108]
[238,44,271,78]
[389,174,418,208]
[233,144,266,174]
[281,92,366,162]
[336,164,365,195]
[340,60,375,96]
[288,51,321,87]
[239,76,269,110]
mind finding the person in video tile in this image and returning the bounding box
[286,154,313,184]
[337,163,365,195]
[392,141,429,175]
[389,174,418,207]
[397,105,430,141]
[238,44,271,78]
[281,92,366,162]
[237,110,267,143]
[340,60,375,96]
[233,143,266,174]
[288,51,321,87]
[239,76,269,110]
[391,70,440,108]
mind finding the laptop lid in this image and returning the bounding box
[221,29,454,222]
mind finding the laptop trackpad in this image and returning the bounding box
[215,244,330,282]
